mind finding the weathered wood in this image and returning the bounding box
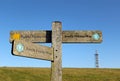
[10,31,51,43]
[10,31,102,43]
[12,40,53,61]
[62,31,102,43]
[51,21,62,81]
[10,21,103,81]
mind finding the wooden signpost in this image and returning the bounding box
[10,21,102,81]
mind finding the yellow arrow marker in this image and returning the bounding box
[11,33,21,40]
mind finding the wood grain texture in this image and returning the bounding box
[10,31,102,43]
[51,21,62,81]
[10,31,51,43]
[12,40,53,61]
[62,31,102,43]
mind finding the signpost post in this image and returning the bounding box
[10,21,102,81]
[51,21,62,81]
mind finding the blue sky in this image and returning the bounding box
[0,0,120,68]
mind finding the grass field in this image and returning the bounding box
[0,67,120,81]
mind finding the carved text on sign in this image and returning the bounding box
[10,31,102,43]
[13,40,53,61]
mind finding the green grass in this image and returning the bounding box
[0,67,120,81]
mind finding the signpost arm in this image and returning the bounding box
[51,21,62,81]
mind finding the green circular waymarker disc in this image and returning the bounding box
[92,33,100,40]
[16,43,24,52]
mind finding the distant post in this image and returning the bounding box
[51,21,62,81]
